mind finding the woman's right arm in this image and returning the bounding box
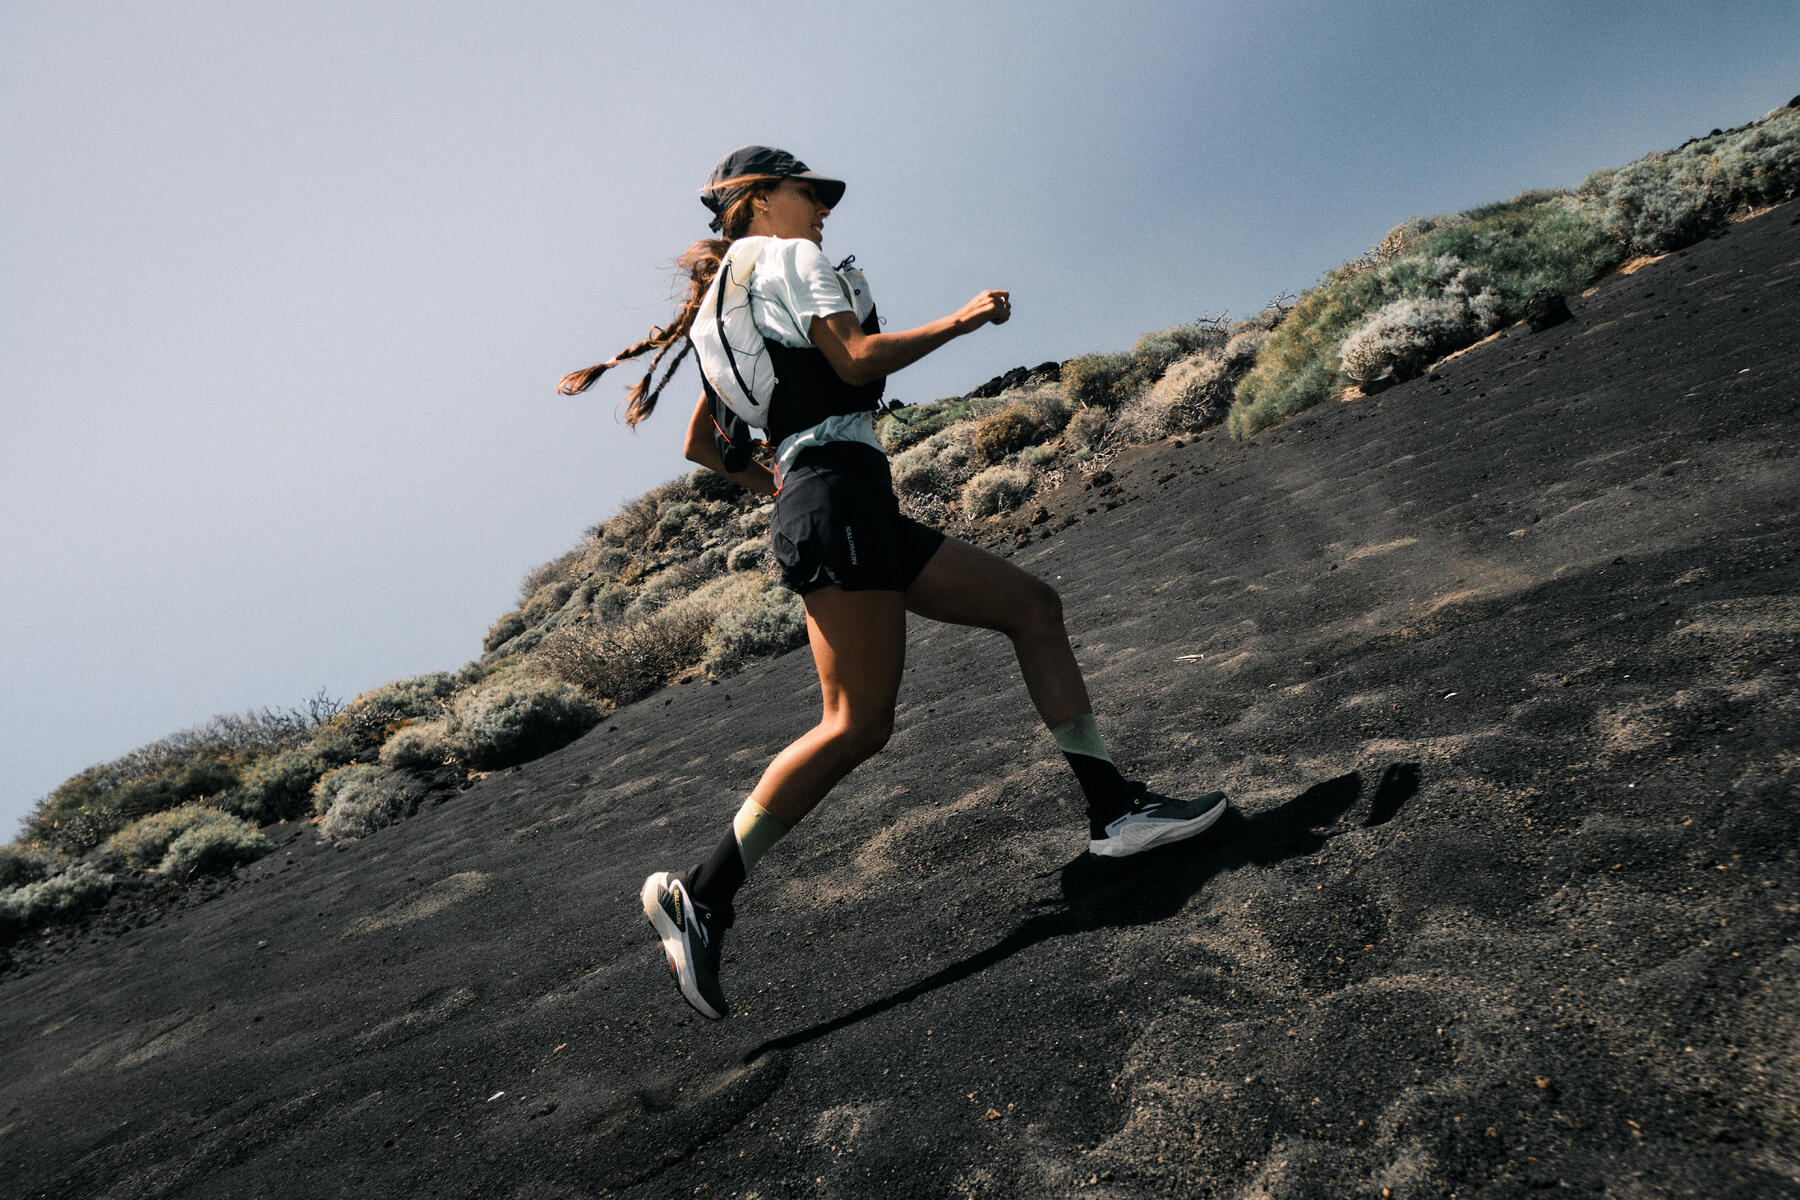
[683,393,777,497]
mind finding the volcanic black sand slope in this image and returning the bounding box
[3,203,1798,1199]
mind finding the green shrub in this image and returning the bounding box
[335,671,460,750]
[1373,213,1470,263]
[312,762,383,816]
[445,676,601,770]
[962,463,1034,518]
[21,697,336,852]
[1580,107,1800,253]
[1407,196,1621,304]
[892,424,986,512]
[484,610,529,653]
[318,766,417,841]
[596,470,721,555]
[379,720,449,770]
[106,803,234,868]
[1019,385,1074,437]
[1338,291,1500,385]
[704,580,809,676]
[1065,406,1109,451]
[651,501,703,548]
[626,580,675,619]
[1220,327,1271,370]
[228,735,353,824]
[878,397,982,452]
[518,548,582,606]
[1061,352,1137,409]
[733,507,772,540]
[158,813,271,877]
[1131,321,1229,373]
[589,580,633,620]
[230,753,317,823]
[574,535,629,583]
[99,756,243,831]
[696,546,729,578]
[0,844,56,891]
[970,406,1043,463]
[1063,323,1224,412]
[522,578,577,622]
[1231,191,1622,436]
[0,865,115,937]
[727,539,767,571]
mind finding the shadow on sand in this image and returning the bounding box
[747,763,1420,1059]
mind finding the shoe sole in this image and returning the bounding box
[1088,794,1228,858]
[641,873,726,1020]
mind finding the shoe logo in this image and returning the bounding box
[670,888,685,930]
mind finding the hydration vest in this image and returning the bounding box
[691,238,885,472]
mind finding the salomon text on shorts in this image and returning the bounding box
[770,442,945,595]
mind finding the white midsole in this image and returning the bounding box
[1088,797,1227,858]
[641,873,723,1019]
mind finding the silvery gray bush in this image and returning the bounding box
[379,720,449,770]
[704,582,808,677]
[318,766,415,841]
[159,814,271,876]
[0,865,115,936]
[1337,257,1505,385]
[962,463,1035,518]
[446,677,600,770]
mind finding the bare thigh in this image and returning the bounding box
[746,585,906,828]
[903,535,1060,634]
[804,584,907,725]
[903,535,1091,725]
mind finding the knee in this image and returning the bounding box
[1014,576,1066,638]
[826,709,894,762]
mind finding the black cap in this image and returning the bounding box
[700,145,845,232]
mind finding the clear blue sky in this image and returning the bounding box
[3,1,1796,838]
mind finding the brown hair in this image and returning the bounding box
[557,174,783,425]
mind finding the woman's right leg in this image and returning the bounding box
[748,584,908,827]
[644,583,905,1020]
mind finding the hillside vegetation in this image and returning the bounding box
[6,98,1797,942]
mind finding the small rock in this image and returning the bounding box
[1525,290,1573,332]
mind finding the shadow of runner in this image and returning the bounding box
[746,764,1420,1059]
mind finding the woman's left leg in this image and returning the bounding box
[902,535,1090,726]
[904,535,1227,855]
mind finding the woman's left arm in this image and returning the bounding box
[683,393,777,496]
[808,289,1010,386]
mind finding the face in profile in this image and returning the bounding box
[757,179,831,244]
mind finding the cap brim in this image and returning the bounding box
[793,171,845,209]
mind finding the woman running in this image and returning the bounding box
[560,146,1227,1021]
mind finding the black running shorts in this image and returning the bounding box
[770,442,946,596]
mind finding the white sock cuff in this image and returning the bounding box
[1050,712,1112,762]
[732,798,789,873]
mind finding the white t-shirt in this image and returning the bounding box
[742,237,857,349]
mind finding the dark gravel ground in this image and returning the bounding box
[2,201,1796,1200]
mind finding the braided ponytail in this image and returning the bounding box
[558,177,778,426]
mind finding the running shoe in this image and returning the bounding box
[641,871,730,1020]
[1088,786,1228,858]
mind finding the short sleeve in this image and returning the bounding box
[748,238,855,349]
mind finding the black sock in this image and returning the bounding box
[1063,751,1136,838]
[684,831,744,920]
